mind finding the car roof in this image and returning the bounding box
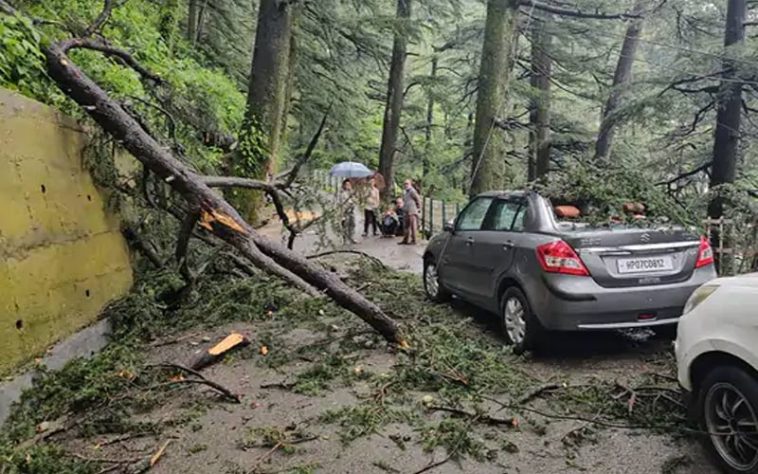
[476,190,531,199]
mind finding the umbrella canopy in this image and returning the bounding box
[329,161,373,178]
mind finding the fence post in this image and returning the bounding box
[421,197,427,236]
[429,199,435,235]
[441,201,447,229]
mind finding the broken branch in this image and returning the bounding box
[150,363,241,403]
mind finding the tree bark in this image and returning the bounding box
[469,0,519,196]
[423,56,438,179]
[194,0,208,46]
[708,0,746,270]
[187,0,198,43]
[594,0,646,161]
[41,37,403,345]
[528,19,551,182]
[378,0,412,201]
[234,0,294,223]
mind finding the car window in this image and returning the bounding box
[484,200,521,231]
[456,198,494,231]
[512,204,528,232]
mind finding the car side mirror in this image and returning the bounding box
[443,220,455,233]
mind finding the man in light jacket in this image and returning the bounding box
[400,179,421,245]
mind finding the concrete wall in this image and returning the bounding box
[0,88,133,375]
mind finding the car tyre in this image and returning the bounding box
[695,365,758,474]
[423,259,451,303]
[500,287,543,355]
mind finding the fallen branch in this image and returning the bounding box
[428,405,517,426]
[411,414,482,474]
[149,363,241,403]
[517,383,561,404]
[121,227,163,268]
[33,1,403,344]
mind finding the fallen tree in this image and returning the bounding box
[0,0,403,345]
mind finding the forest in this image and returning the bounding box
[0,0,757,473]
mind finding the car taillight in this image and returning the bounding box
[695,236,715,268]
[536,240,590,276]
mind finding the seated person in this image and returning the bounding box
[394,197,405,236]
[380,208,399,237]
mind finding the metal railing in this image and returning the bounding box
[703,218,758,276]
[421,197,461,238]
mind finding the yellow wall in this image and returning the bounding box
[0,88,133,375]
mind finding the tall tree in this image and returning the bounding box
[528,18,551,181]
[378,0,412,200]
[187,0,198,43]
[234,0,295,222]
[423,55,438,180]
[708,0,747,261]
[469,0,519,196]
[594,0,646,161]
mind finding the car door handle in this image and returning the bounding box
[503,241,514,250]
[466,237,475,245]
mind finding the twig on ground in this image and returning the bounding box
[427,405,516,426]
[148,363,241,403]
[15,416,69,450]
[374,381,397,405]
[411,414,482,474]
[517,383,561,404]
[249,440,284,473]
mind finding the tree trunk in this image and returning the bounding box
[708,0,746,271]
[158,0,180,48]
[469,0,519,196]
[378,0,412,201]
[281,16,299,141]
[528,19,551,182]
[423,56,438,179]
[42,38,403,345]
[594,0,646,161]
[194,0,208,45]
[187,0,198,43]
[234,0,294,223]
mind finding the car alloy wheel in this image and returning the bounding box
[704,382,758,472]
[423,260,450,303]
[504,297,526,346]
[425,263,440,299]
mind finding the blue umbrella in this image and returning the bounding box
[329,161,373,178]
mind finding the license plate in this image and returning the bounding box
[617,255,674,274]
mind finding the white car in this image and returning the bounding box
[676,273,758,473]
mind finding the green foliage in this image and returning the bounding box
[420,418,487,462]
[538,159,699,227]
[0,13,60,104]
[0,444,96,474]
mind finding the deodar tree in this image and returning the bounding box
[234,0,295,223]
[708,0,747,263]
[469,0,519,196]
[379,0,412,200]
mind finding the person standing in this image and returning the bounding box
[400,179,421,245]
[363,178,380,237]
[340,179,357,244]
